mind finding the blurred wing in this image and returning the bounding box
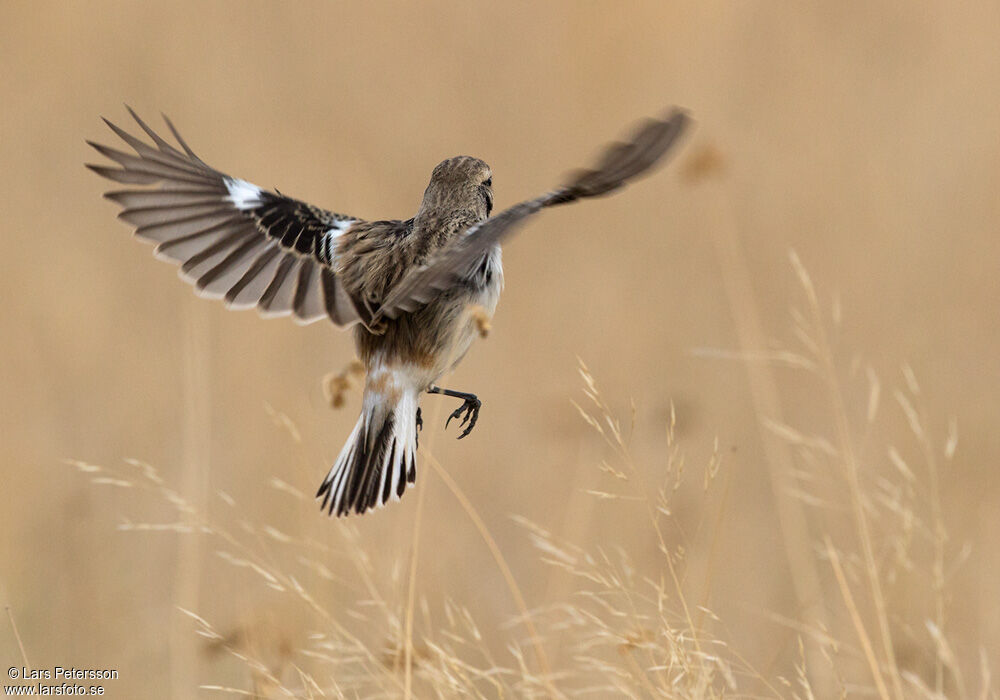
[87,107,362,326]
[372,108,691,322]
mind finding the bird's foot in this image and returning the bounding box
[416,407,423,432]
[445,396,481,439]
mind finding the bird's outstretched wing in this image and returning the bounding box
[372,108,691,323]
[87,108,362,326]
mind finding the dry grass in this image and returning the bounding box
[56,258,995,698]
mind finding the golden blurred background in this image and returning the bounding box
[2,1,999,697]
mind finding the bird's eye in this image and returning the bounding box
[483,177,492,188]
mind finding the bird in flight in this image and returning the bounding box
[88,106,690,517]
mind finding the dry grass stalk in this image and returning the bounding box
[62,257,993,699]
[5,605,31,671]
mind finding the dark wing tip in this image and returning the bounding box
[561,106,692,200]
[656,108,692,150]
[664,106,692,123]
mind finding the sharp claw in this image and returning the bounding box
[440,396,482,438]
[456,401,479,439]
[459,419,475,438]
[445,408,460,430]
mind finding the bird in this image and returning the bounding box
[87,106,690,517]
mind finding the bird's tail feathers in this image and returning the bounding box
[316,375,419,516]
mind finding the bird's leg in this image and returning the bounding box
[426,385,482,439]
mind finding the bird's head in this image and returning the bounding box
[418,156,493,223]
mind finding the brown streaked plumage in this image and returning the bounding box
[87,107,690,517]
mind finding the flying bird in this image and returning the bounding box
[88,107,690,517]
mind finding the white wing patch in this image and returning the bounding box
[224,178,263,210]
[321,219,357,264]
[327,220,355,237]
